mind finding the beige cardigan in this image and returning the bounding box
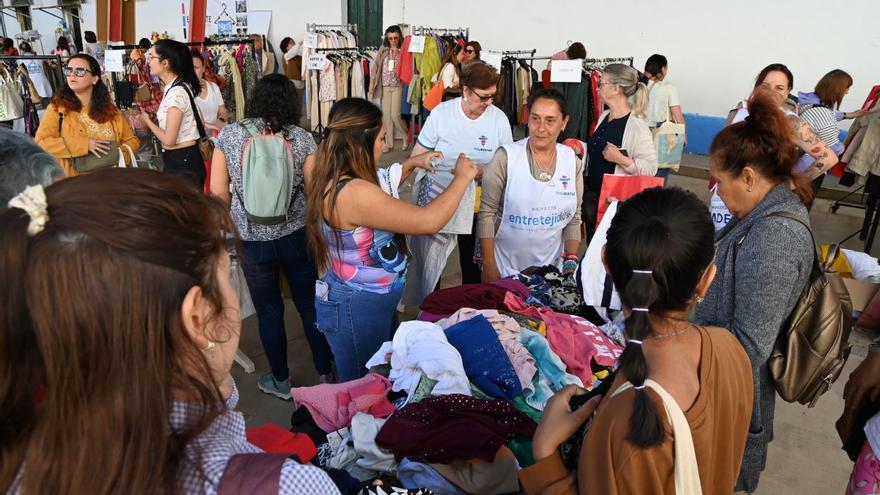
[596,110,658,177]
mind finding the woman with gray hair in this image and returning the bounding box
[0,128,63,204]
[583,63,657,235]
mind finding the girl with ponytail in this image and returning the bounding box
[522,187,754,494]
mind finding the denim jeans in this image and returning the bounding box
[655,167,671,184]
[239,229,332,379]
[315,274,403,382]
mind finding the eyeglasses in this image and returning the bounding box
[470,88,496,102]
[63,67,93,77]
[465,49,474,54]
[597,80,615,87]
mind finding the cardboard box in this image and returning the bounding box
[843,277,880,313]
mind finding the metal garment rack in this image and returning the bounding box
[406,26,471,146]
[0,54,63,65]
[502,49,536,57]
[307,23,358,35]
[310,47,361,137]
[584,56,634,69]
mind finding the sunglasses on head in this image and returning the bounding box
[63,67,93,77]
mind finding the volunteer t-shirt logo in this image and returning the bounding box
[478,135,488,146]
[560,175,571,190]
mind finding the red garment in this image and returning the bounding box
[246,423,318,463]
[541,69,551,89]
[504,292,623,385]
[375,394,537,463]
[397,36,414,85]
[290,373,396,432]
[589,71,602,136]
[420,283,528,315]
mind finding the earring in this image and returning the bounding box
[747,186,753,193]
[204,341,216,351]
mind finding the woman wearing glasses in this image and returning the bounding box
[582,63,658,236]
[35,54,139,177]
[464,41,482,63]
[139,39,206,188]
[406,61,514,303]
[369,25,409,152]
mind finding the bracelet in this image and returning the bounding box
[562,252,579,261]
[562,259,579,272]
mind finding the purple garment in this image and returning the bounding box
[375,394,537,463]
[417,310,447,323]
[491,278,532,299]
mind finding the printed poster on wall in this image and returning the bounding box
[206,0,249,37]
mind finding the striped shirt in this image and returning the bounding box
[799,106,841,147]
[172,383,340,494]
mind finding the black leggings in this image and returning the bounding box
[458,232,482,284]
[162,144,206,189]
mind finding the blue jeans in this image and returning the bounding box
[239,229,333,379]
[315,275,403,382]
[655,167,671,185]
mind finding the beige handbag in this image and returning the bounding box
[649,81,686,171]
[612,379,703,494]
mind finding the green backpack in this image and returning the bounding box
[238,120,299,225]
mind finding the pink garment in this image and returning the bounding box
[440,308,537,390]
[504,293,623,384]
[491,279,532,300]
[290,373,397,432]
[550,49,569,61]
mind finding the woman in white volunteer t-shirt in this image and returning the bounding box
[407,61,514,301]
[192,51,227,132]
[478,87,584,282]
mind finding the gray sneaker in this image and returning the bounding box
[257,373,292,400]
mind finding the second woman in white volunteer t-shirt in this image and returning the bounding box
[407,61,514,300]
[479,87,584,282]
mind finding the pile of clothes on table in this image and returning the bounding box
[248,267,623,494]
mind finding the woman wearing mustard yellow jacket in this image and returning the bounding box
[36,54,139,177]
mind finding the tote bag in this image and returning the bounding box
[649,81,686,171]
[0,71,24,121]
[423,80,445,111]
[596,174,664,227]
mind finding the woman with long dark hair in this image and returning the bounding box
[35,54,139,177]
[211,74,333,398]
[0,169,338,494]
[139,39,206,187]
[306,97,477,382]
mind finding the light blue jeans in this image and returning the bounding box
[315,274,403,382]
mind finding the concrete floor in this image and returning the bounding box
[232,148,880,494]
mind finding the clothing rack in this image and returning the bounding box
[502,50,537,57]
[187,39,255,47]
[105,44,141,51]
[583,57,634,68]
[310,47,364,137]
[307,23,358,34]
[406,25,471,146]
[411,26,470,38]
[0,54,64,64]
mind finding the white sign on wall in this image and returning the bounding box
[206,0,248,37]
[550,59,582,83]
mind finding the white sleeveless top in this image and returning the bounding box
[493,138,577,277]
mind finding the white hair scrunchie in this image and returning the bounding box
[8,184,49,236]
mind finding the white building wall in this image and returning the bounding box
[383,0,880,120]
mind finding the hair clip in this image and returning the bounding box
[628,339,643,345]
[631,307,650,312]
[632,269,652,275]
[634,384,646,390]
[8,184,49,236]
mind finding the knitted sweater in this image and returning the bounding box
[694,183,813,492]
